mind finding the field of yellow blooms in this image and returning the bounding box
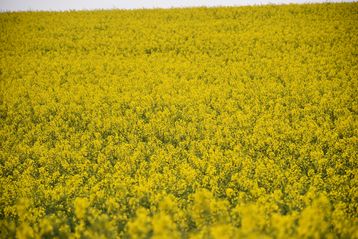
[0,2,357,238]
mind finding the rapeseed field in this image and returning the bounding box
[0,2,357,238]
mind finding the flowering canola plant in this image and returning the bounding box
[0,2,357,238]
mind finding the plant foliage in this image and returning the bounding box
[0,3,357,238]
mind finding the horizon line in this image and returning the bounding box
[0,0,355,13]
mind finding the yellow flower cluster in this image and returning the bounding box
[1,2,357,238]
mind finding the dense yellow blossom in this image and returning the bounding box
[1,2,357,238]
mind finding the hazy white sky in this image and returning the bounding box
[0,0,355,11]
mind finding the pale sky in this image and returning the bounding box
[0,0,355,11]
